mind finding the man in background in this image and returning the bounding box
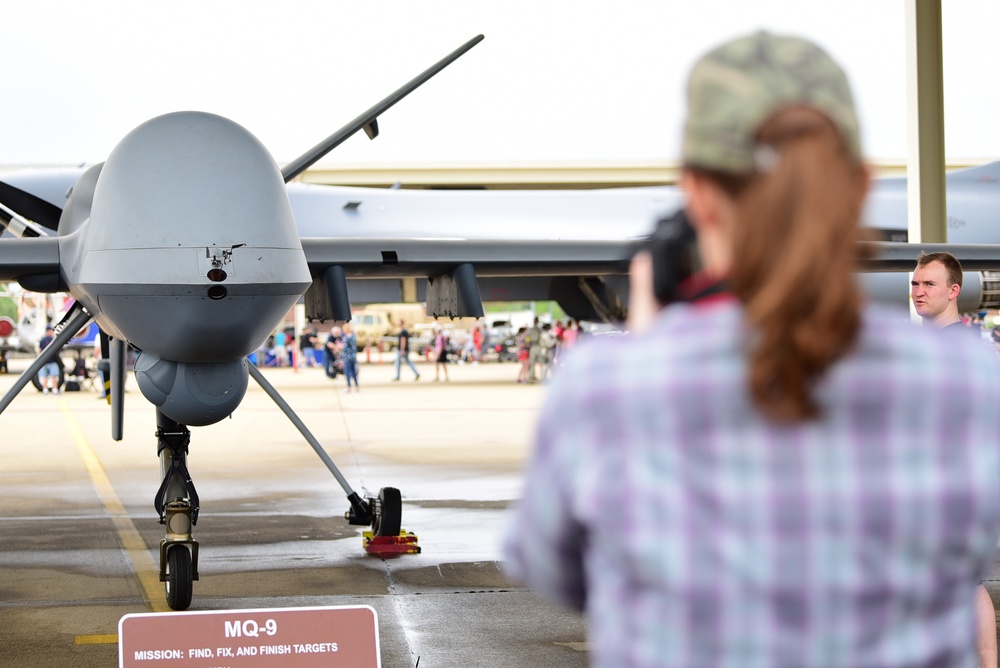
[37,325,60,394]
[298,326,319,368]
[526,317,542,383]
[392,319,420,381]
[911,251,965,330]
[912,250,998,668]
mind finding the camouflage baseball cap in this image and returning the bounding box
[682,31,861,174]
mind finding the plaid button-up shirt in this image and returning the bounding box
[503,296,1000,668]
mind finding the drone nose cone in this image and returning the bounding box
[75,111,311,362]
[92,110,297,251]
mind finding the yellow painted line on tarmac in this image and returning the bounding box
[554,641,591,652]
[74,634,118,645]
[59,401,170,613]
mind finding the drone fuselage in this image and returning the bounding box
[58,112,311,424]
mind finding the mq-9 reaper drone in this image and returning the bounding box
[0,36,498,611]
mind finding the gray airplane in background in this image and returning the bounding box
[1,32,999,611]
[9,153,1000,314]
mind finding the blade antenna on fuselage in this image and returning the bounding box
[280,34,484,183]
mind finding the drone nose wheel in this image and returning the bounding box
[159,501,199,611]
[154,412,200,611]
[164,544,193,611]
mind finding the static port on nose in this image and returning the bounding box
[207,285,227,300]
[207,268,227,282]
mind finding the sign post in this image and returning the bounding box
[119,605,380,668]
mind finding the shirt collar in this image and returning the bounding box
[677,270,731,304]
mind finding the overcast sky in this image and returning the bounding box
[5,1,999,168]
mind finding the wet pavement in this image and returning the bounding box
[0,355,586,667]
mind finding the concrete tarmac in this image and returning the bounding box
[6,351,1000,667]
[0,355,586,667]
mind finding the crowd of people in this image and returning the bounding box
[258,314,593,389]
[512,318,582,384]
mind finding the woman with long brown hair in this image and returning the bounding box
[504,31,1000,668]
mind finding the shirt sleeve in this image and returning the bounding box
[502,354,592,611]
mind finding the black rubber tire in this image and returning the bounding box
[373,487,402,537]
[165,545,193,611]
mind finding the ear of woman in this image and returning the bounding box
[680,170,735,277]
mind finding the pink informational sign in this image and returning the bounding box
[119,605,380,668]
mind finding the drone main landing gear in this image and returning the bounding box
[247,364,414,549]
[153,411,200,611]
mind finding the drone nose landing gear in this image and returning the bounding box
[154,411,199,611]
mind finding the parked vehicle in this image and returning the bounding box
[481,320,518,362]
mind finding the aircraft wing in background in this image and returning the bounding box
[300,236,637,322]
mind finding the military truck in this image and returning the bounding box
[349,303,427,350]
[349,303,479,351]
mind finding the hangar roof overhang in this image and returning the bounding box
[296,159,979,190]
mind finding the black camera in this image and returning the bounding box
[649,208,701,305]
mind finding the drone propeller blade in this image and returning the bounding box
[281,34,484,183]
[0,180,62,232]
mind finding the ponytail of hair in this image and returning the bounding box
[701,109,869,422]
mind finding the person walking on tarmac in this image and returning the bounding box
[272,328,288,367]
[340,323,359,392]
[432,326,449,382]
[324,326,343,379]
[525,317,542,383]
[504,31,1000,668]
[298,326,319,368]
[392,319,420,381]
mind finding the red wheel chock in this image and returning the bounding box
[363,530,421,556]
